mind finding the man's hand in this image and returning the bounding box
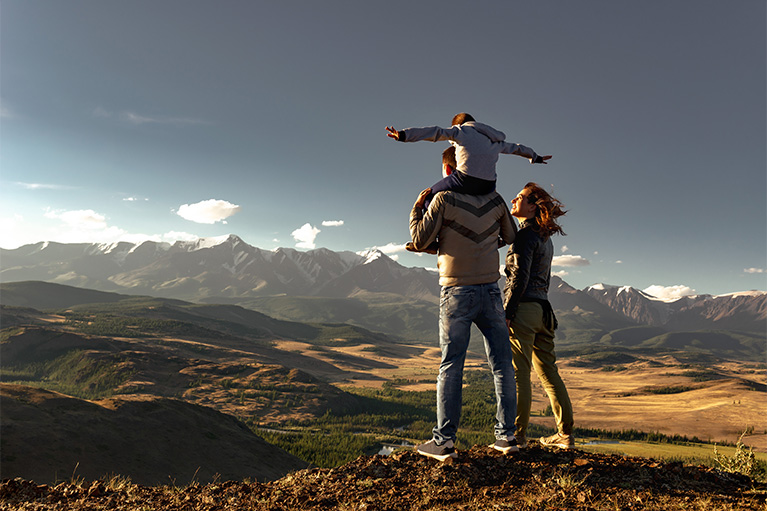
[538,155,553,164]
[506,318,513,331]
[415,188,432,210]
[385,126,400,140]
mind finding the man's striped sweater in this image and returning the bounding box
[410,191,516,287]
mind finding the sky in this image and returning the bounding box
[1,1,765,299]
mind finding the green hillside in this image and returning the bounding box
[598,326,765,360]
[0,280,132,309]
[233,294,439,343]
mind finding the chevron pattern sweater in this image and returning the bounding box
[410,191,516,287]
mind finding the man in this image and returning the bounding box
[410,175,519,460]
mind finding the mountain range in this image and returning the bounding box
[0,235,440,303]
[2,235,765,342]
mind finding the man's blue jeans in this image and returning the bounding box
[433,283,517,444]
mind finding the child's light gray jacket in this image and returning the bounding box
[399,122,540,181]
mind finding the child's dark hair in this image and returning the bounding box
[451,112,476,125]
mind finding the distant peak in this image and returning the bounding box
[95,241,133,254]
[587,283,619,291]
[176,235,233,251]
[356,249,386,264]
[715,290,767,298]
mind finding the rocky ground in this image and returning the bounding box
[2,445,764,510]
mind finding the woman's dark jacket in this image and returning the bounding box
[503,218,554,321]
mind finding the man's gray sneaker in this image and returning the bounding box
[416,439,457,461]
[539,432,575,449]
[490,437,519,454]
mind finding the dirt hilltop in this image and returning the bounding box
[2,445,764,510]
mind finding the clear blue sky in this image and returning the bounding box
[1,1,765,298]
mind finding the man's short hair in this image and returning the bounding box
[451,112,476,126]
[442,146,457,171]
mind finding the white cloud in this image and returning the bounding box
[371,242,407,255]
[123,196,149,202]
[177,199,241,224]
[120,111,208,126]
[92,107,111,118]
[322,220,344,227]
[643,284,697,301]
[1,209,207,249]
[162,231,200,242]
[292,223,321,249]
[744,268,765,274]
[37,208,127,244]
[560,245,569,254]
[1,99,16,119]
[93,107,208,126]
[552,270,569,277]
[615,260,623,264]
[16,182,74,190]
[0,214,26,249]
[552,254,590,267]
[44,209,108,230]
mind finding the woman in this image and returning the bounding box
[503,182,574,449]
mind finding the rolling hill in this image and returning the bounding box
[0,384,308,485]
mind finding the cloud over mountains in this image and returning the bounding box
[177,199,241,224]
[552,254,590,267]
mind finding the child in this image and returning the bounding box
[387,112,551,253]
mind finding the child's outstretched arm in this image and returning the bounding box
[386,125,458,143]
[385,126,402,140]
[500,141,552,164]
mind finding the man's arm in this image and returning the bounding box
[498,202,517,246]
[410,190,444,251]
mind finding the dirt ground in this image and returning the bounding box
[2,445,763,510]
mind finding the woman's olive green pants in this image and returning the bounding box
[509,301,574,437]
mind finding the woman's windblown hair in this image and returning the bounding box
[524,182,566,237]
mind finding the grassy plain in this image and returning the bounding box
[578,438,767,466]
[296,339,767,453]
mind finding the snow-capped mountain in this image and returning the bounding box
[0,235,441,302]
[584,283,680,326]
[1,236,764,333]
[585,282,766,332]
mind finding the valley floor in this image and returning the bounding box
[324,343,766,452]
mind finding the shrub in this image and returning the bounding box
[713,432,757,478]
